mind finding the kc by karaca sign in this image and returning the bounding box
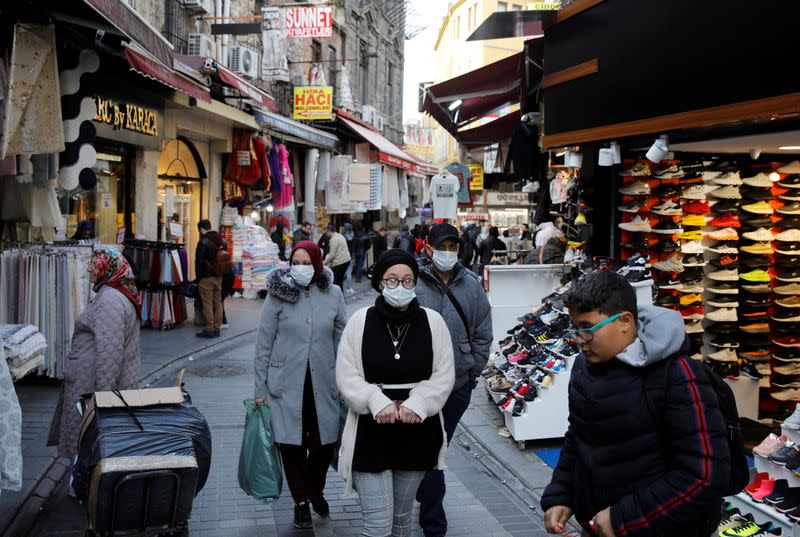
[294,86,333,120]
[285,6,332,38]
[94,96,159,136]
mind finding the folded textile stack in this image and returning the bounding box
[221,206,241,227]
[238,225,282,298]
[1,324,47,381]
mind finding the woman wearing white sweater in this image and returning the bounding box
[336,250,455,537]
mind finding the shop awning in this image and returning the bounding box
[176,55,276,111]
[336,110,429,172]
[421,53,526,140]
[124,45,211,103]
[466,10,547,42]
[253,109,338,150]
[459,110,522,149]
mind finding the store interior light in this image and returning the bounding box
[555,151,566,157]
[779,146,800,151]
[610,142,621,164]
[770,172,781,182]
[96,152,123,162]
[448,99,463,111]
[266,201,274,212]
[646,135,669,163]
[250,210,258,219]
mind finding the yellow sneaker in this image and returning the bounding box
[740,242,774,255]
[678,230,703,241]
[680,293,702,306]
[739,269,771,282]
[741,201,775,214]
[681,214,706,227]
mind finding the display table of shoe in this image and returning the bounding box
[482,274,580,446]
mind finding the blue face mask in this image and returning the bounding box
[382,285,416,308]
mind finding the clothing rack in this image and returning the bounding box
[123,239,185,250]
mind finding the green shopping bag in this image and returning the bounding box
[237,399,283,502]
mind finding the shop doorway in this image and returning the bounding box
[157,137,207,279]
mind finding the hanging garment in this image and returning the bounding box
[504,124,540,180]
[267,141,282,195]
[550,171,569,205]
[1,24,65,158]
[317,150,331,191]
[326,156,365,214]
[429,172,461,221]
[383,166,401,211]
[251,135,271,191]
[399,173,410,210]
[274,144,295,210]
[366,165,382,211]
[224,130,262,186]
[0,349,22,491]
[444,163,473,205]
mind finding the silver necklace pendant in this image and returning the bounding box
[394,352,400,360]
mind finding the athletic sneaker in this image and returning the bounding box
[679,293,702,306]
[742,187,774,202]
[681,185,706,200]
[775,336,800,348]
[742,173,774,187]
[651,219,683,234]
[681,200,711,214]
[619,181,651,195]
[778,269,800,283]
[714,171,743,186]
[742,228,775,242]
[619,162,651,176]
[741,283,772,294]
[740,322,770,334]
[654,239,680,252]
[706,307,738,322]
[618,216,652,232]
[654,164,684,178]
[677,283,704,293]
[707,282,739,295]
[775,283,800,295]
[776,242,800,255]
[710,199,741,214]
[777,297,800,309]
[713,185,743,199]
[781,191,800,202]
[776,229,800,242]
[708,349,738,362]
[740,242,775,255]
[741,256,772,269]
[680,214,706,227]
[742,201,775,214]
[740,362,764,380]
[769,441,799,465]
[708,227,739,241]
[618,200,647,213]
[677,229,703,241]
[780,162,800,174]
[706,243,738,254]
[740,269,771,282]
[652,183,681,198]
[684,320,704,333]
[773,389,800,402]
[682,255,706,267]
[708,269,739,281]
[710,336,739,348]
[779,202,800,215]
[753,434,787,457]
[709,213,741,228]
[650,199,682,215]
[785,404,800,430]
[779,174,800,189]
[652,256,684,273]
[681,241,705,254]
[710,254,738,267]
[707,297,739,308]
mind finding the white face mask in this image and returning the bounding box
[432,250,458,272]
[382,285,416,308]
[290,265,315,287]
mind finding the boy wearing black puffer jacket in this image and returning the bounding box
[541,271,731,537]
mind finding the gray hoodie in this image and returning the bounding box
[616,304,687,368]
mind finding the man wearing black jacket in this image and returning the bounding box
[541,271,730,537]
[195,219,224,338]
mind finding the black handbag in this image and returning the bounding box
[182,282,199,299]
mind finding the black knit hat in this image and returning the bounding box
[371,249,419,292]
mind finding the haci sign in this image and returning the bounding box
[285,7,332,38]
[94,97,159,136]
[293,86,333,120]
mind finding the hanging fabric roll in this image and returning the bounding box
[304,148,320,225]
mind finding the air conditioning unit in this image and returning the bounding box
[183,0,212,14]
[362,105,376,125]
[230,45,259,79]
[187,33,215,58]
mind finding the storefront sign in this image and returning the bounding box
[169,222,183,240]
[94,96,159,136]
[285,7,333,38]
[530,1,561,10]
[484,191,532,206]
[293,86,333,120]
[101,192,112,209]
[468,163,484,190]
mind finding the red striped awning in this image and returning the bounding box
[215,64,277,111]
[124,46,211,103]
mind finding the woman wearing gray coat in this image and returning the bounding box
[254,240,347,530]
[48,248,141,462]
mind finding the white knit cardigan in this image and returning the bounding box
[335,306,455,493]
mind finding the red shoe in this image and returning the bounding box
[681,306,705,318]
[745,472,770,496]
[682,200,711,214]
[775,337,800,349]
[709,213,742,228]
[751,478,776,502]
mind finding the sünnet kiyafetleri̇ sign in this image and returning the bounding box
[285,7,332,38]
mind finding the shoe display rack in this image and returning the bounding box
[617,158,800,420]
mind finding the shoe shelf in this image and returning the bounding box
[726,492,799,536]
[753,453,800,489]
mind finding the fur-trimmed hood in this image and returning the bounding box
[266,266,334,303]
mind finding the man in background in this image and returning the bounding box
[293,221,313,245]
[393,224,416,254]
[271,221,288,261]
[323,224,351,289]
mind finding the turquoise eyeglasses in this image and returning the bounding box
[564,313,622,343]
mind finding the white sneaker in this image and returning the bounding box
[785,403,800,430]
[706,307,738,322]
[772,389,800,402]
[707,298,739,308]
[706,244,739,254]
[619,181,651,195]
[712,186,743,199]
[681,185,707,199]
[775,364,800,376]
[779,161,800,174]
[713,171,743,185]
[651,199,683,216]
[678,283,705,293]
[652,257,684,273]
[708,349,738,362]
[775,283,800,295]
[708,269,739,281]
[742,228,775,242]
[742,173,774,187]
[619,216,652,232]
[618,201,646,213]
[681,241,705,254]
[775,229,800,242]
[684,320,704,334]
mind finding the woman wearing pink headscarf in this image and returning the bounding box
[48,248,142,460]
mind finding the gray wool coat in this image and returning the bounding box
[48,285,141,460]
[254,266,347,446]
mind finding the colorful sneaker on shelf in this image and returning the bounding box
[773,310,800,324]
[779,174,800,189]
[740,322,770,334]
[655,293,679,308]
[681,241,705,254]
[711,199,742,214]
[772,389,800,402]
[779,162,800,174]
[619,162,651,176]
[775,336,800,348]
[742,228,775,242]
[618,216,652,232]
[619,180,651,195]
[658,277,682,290]
[707,282,739,295]
[742,201,775,214]
[654,164,684,178]
[677,229,703,241]
[764,479,791,505]
[706,307,738,322]
[651,219,683,235]
[652,256,684,273]
[708,227,739,241]
[780,202,800,216]
[741,242,775,255]
[775,283,800,295]
[742,173,775,187]
[741,256,772,269]
[651,183,681,198]
[680,306,704,320]
[709,213,742,228]
[681,255,706,267]
[677,283,704,293]
[680,214,706,227]
[707,297,739,308]
[618,200,649,213]
[776,242,800,255]
[706,244,738,254]
[710,335,740,348]
[708,349,738,362]
[684,319,704,333]
[654,239,680,252]
[651,199,683,215]
[769,442,799,465]
[681,199,711,214]
[679,293,702,307]
[784,404,800,430]
[713,185,743,199]
[750,478,776,502]
[713,171,743,186]
[772,374,800,388]
[740,269,771,282]
[777,297,800,308]
[778,269,800,283]
[776,229,800,242]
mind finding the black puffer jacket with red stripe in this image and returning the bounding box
[541,307,731,537]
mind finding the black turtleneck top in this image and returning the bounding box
[352,296,444,472]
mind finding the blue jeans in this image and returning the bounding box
[417,381,474,536]
[353,470,426,537]
[355,250,366,278]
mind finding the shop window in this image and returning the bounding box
[472,3,478,27]
[311,40,322,62]
[455,16,461,38]
[386,62,394,118]
[497,1,508,11]
[327,45,338,96]
[59,146,134,243]
[467,7,473,29]
[512,4,523,9]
